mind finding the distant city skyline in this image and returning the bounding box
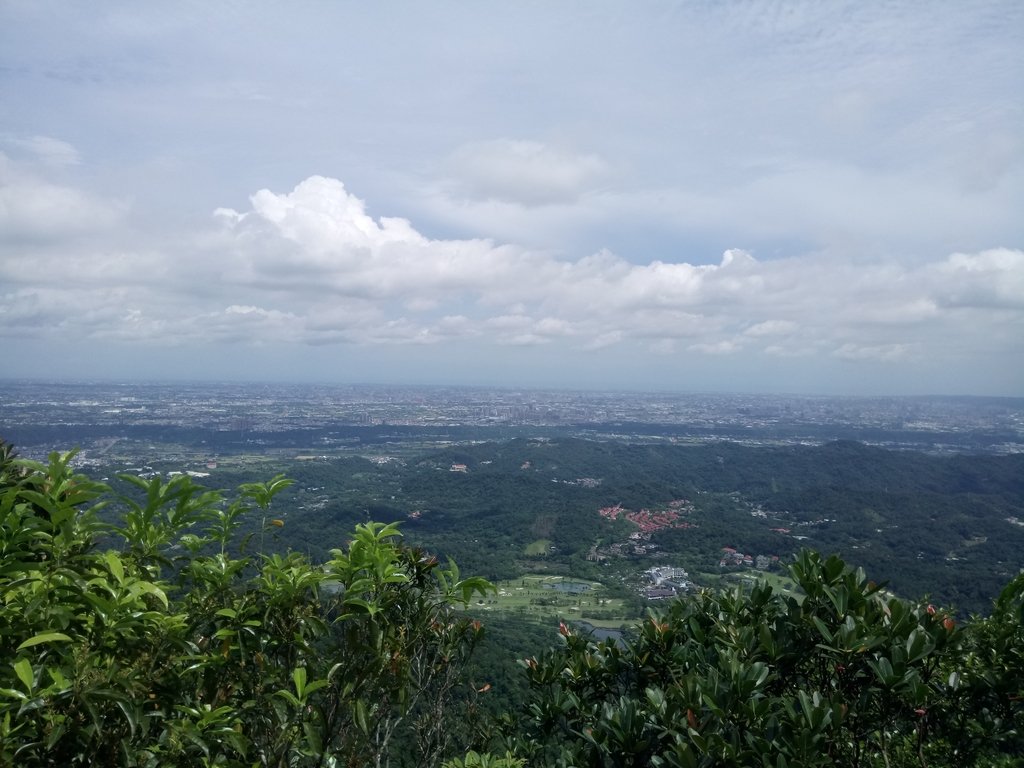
[1,3,1022,395]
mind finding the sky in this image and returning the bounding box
[1,1,1022,396]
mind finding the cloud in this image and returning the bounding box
[213,176,521,301]
[745,320,797,337]
[2,173,1022,393]
[0,289,54,331]
[210,305,301,343]
[447,139,609,206]
[833,343,912,363]
[935,248,1024,309]
[583,331,623,351]
[229,176,1021,374]
[0,1,1019,392]
[9,135,81,167]
[688,340,742,356]
[763,344,816,358]
[0,152,124,242]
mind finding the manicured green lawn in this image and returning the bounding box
[475,573,635,628]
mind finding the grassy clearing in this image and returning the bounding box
[472,573,635,628]
[524,539,552,556]
[713,568,800,597]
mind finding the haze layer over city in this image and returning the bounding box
[1,3,1022,396]
[4,380,1022,464]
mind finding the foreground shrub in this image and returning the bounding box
[503,552,1023,767]
[0,448,491,767]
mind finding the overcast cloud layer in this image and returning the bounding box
[1,2,1022,394]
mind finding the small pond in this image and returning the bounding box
[576,621,625,644]
[542,581,591,594]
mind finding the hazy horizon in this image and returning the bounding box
[3,373,1023,403]
[2,3,1022,396]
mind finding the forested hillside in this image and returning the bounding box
[200,438,1024,614]
[1,443,1022,766]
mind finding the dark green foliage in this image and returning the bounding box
[3,441,1023,767]
[80,437,1023,614]
[0,449,491,767]
[429,440,1024,612]
[499,551,1023,767]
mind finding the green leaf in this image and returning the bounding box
[304,679,329,697]
[16,490,60,519]
[128,580,169,608]
[47,666,69,689]
[274,689,301,708]
[105,551,125,584]
[342,597,376,615]
[13,659,33,692]
[302,722,323,756]
[346,577,373,594]
[810,616,834,644]
[116,698,139,738]
[45,717,67,750]
[17,632,73,651]
[354,698,370,735]
[293,667,307,699]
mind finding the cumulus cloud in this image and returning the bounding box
[2,173,1022,391]
[202,179,1023,375]
[935,248,1024,309]
[213,176,522,300]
